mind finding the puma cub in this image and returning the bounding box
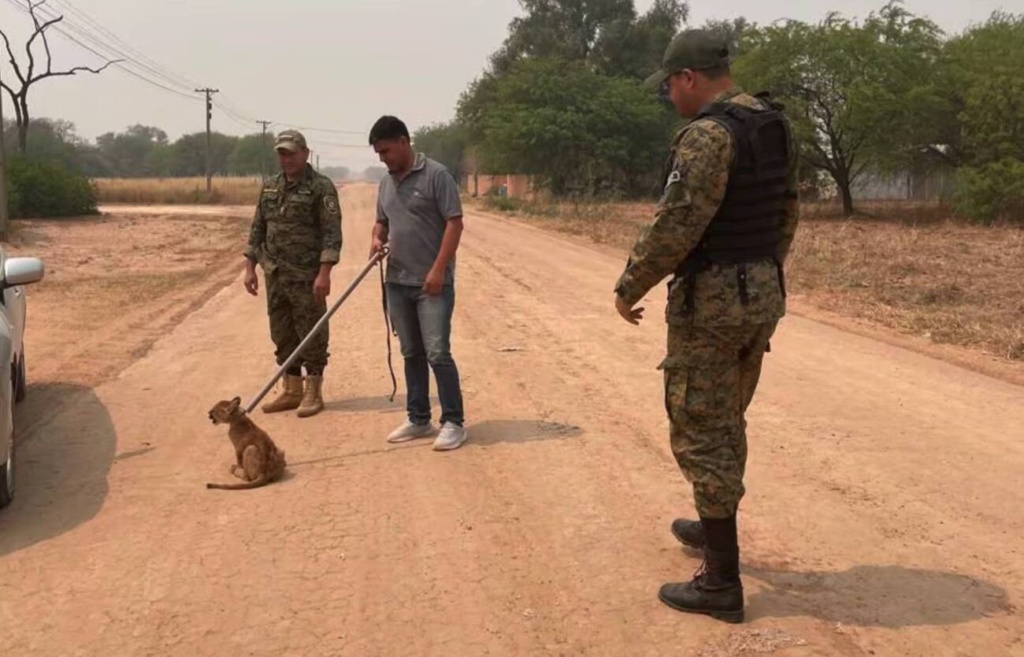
[206,397,287,490]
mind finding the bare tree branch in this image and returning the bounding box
[24,0,63,82]
[31,60,120,82]
[0,28,26,84]
[25,0,42,82]
[3,0,118,153]
[806,138,837,175]
[37,16,63,75]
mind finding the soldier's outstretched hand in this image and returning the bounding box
[615,295,644,325]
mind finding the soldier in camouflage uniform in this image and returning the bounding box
[614,30,800,623]
[244,129,343,418]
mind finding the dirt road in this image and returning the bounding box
[1,184,1020,656]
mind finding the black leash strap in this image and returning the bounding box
[379,260,397,402]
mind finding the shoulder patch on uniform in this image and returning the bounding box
[664,169,682,191]
[323,195,339,214]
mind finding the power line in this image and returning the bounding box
[2,0,370,144]
[11,0,197,95]
[1,0,199,101]
[49,0,201,91]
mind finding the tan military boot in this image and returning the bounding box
[261,373,304,413]
[297,374,324,418]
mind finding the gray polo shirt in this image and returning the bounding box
[376,153,463,287]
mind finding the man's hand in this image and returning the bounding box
[313,270,331,302]
[616,294,644,325]
[244,262,259,296]
[423,267,444,296]
[369,236,385,260]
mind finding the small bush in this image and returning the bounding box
[8,156,98,218]
[953,158,1024,224]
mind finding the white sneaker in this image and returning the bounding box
[387,420,436,443]
[433,423,468,451]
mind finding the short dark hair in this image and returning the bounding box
[697,64,731,80]
[368,115,409,145]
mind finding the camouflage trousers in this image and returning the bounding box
[265,271,329,373]
[661,321,777,519]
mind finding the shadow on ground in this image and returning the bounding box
[466,419,583,446]
[286,418,583,471]
[744,561,1013,627]
[0,382,117,558]
[323,394,407,414]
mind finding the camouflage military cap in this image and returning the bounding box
[275,129,308,153]
[644,29,731,91]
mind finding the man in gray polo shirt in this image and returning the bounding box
[368,115,467,451]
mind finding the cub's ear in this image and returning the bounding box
[230,396,241,407]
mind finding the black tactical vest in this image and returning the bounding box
[674,92,792,275]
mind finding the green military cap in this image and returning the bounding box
[644,29,731,91]
[275,129,308,152]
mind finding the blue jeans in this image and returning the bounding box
[386,283,464,426]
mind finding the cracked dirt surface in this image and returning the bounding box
[0,184,1021,656]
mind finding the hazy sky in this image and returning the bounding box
[0,0,1018,171]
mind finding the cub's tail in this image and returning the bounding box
[206,475,270,490]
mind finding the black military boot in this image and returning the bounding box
[659,516,744,623]
[670,518,705,549]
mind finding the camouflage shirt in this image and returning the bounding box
[614,86,800,327]
[245,163,343,281]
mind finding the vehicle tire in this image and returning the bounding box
[0,392,14,509]
[14,352,26,403]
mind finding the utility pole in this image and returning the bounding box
[0,64,9,241]
[195,87,219,194]
[316,154,320,171]
[257,120,272,181]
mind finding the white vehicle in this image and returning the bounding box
[0,247,44,509]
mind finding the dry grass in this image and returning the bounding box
[472,196,1024,362]
[93,176,263,205]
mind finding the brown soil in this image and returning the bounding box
[0,185,1020,656]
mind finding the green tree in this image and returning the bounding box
[734,1,945,215]
[487,0,686,80]
[944,11,1024,221]
[227,133,275,177]
[489,0,635,74]
[476,57,673,196]
[592,0,689,79]
[702,17,754,57]
[413,121,467,178]
[171,132,238,177]
[94,124,169,177]
[4,117,85,172]
[945,12,1024,164]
